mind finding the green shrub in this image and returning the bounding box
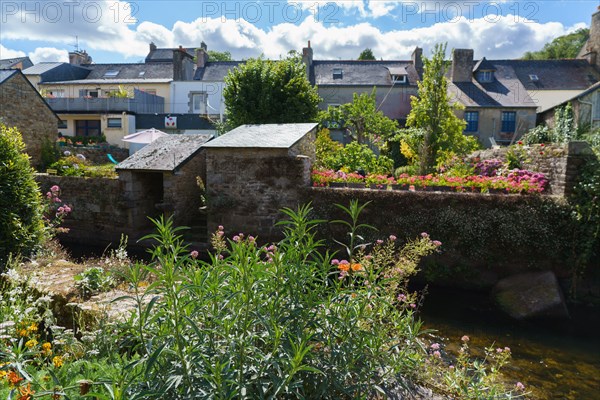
[49,155,89,177]
[0,124,45,266]
[39,138,60,171]
[315,128,343,169]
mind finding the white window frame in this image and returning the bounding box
[191,92,208,114]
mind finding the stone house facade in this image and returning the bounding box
[0,69,59,166]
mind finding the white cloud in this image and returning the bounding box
[28,47,69,63]
[0,0,587,63]
[0,44,26,59]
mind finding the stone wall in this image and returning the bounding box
[0,72,57,167]
[205,148,311,241]
[36,175,133,245]
[469,141,597,196]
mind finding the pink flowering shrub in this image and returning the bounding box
[42,185,72,237]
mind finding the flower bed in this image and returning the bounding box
[312,169,549,194]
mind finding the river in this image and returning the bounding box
[418,285,600,399]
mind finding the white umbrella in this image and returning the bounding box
[123,128,168,144]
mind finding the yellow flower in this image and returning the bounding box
[0,370,7,379]
[18,329,28,337]
[25,339,38,348]
[52,356,63,368]
[27,323,38,332]
[42,342,52,351]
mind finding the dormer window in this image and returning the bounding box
[103,70,119,78]
[477,70,494,82]
[529,74,539,82]
[138,71,146,77]
[392,75,407,84]
[333,68,343,79]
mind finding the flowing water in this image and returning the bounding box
[418,286,600,399]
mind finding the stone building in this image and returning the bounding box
[0,69,60,166]
[202,123,317,241]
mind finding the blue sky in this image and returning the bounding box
[0,1,595,64]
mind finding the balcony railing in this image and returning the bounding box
[46,89,164,114]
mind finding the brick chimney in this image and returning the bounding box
[149,42,157,52]
[411,47,423,76]
[451,49,474,82]
[196,41,209,68]
[68,50,92,65]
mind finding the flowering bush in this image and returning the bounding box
[474,158,504,177]
[42,185,72,238]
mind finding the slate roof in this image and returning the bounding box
[0,69,18,84]
[448,63,536,108]
[146,48,196,63]
[23,62,91,82]
[0,57,33,69]
[117,134,212,172]
[81,63,173,80]
[194,61,244,81]
[202,123,318,149]
[473,57,496,72]
[493,59,600,90]
[313,60,419,86]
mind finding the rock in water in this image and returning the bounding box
[492,271,570,320]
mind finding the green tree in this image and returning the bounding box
[208,50,233,61]
[406,44,474,175]
[523,28,589,60]
[318,88,398,145]
[358,48,376,60]
[223,54,321,128]
[0,124,45,266]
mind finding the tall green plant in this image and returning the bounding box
[0,124,45,266]
[406,44,475,174]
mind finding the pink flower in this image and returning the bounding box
[54,197,61,203]
[433,240,442,247]
[46,192,52,198]
[50,185,60,193]
[376,239,384,245]
[190,250,199,259]
[433,351,441,358]
[218,225,224,231]
[217,254,224,260]
[389,235,397,241]
[232,235,241,242]
[248,235,255,243]
[331,259,340,265]
[516,382,525,391]
[63,205,71,213]
[461,335,470,342]
[410,303,416,309]
[421,232,429,238]
[430,343,440,350]
[397,294,406,302]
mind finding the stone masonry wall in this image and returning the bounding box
[58,145,129,164]
[36,175,132,245]
[205,148,311,241]
[0,73,57,167]
[469,141,597,196]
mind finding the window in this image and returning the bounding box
[57,120,67,129]
[464,111,479,132]
[138,71,146,77]
[529,74,539,82]
[75,120,101,137]
[191,92,207,114]
[107,118,122,128]
[501,111,516,132]
[333,68,343,79]
[392,75,407,83]
[103,70,119,78]
[85,89,99,98]
[48,89,65,98]
[477,71,493,82]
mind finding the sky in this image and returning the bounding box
[0,0,597,64]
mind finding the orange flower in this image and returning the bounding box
[337,263,350,272]
[351,263,363,272]
[7,370,24,387]
[18,383,35,400]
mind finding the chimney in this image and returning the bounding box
[584,8,600,67]
[451,49,474,82]
[149,42,157,52]
[302,40,314,81]
[411,47,423,76]
[69,50,92,66]
[173,46,193,81]
[196,41,209,68]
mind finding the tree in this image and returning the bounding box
[223,54,321,128]
[358,48,376,60]
[208,50,233,61]
[318,88,398,145]
[406,43,475,175]
[523,28,589,60]
[0,124,45,266]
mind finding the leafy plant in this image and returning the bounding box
[39,138,60,171]
[74,267,115,299]
[0,124,45,266]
